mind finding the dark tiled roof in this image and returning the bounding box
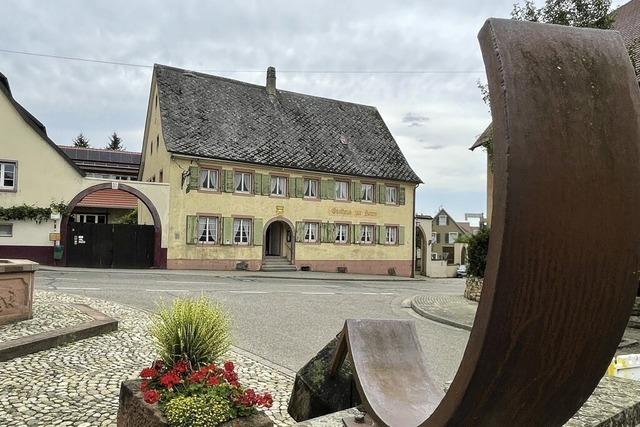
[154,65,421,183]
[470,123,493,151]
[613,0,640,77]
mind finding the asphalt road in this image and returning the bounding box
[35,269,470,388]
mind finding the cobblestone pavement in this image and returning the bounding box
[0,291,295,426]
[0,295,91,343]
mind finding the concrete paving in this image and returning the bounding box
[34,268,470,390]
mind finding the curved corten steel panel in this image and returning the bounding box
[335,18,640,427]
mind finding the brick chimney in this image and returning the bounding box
[266,66,276,96]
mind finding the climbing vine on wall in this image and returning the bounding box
[0,202,69,223]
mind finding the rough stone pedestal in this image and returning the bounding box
[288,337,360,422]
[0,259,38,326]
[463,276,483,302]
[117,380,273,427]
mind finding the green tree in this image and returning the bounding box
[106,132,125,150]
[467,227,490,278]
[73,132,90,148]
[512,0,614,29]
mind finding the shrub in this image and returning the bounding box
[164,394,233,427]
[150,296,231,369]
[467,227,490,278]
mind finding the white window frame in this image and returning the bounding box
[385,186,398,204]
[335,181,349,201]
[234,172,252,194]
[448,232,459,244]
[361,183,374,203]
[199,169,219,191]
[0,162,16,190]
[360,224,374,244]
[438,215,447,226]
[0,224,13,237]
[335,223,349,244]
[386,226,398,245]
[304,179,318,199]
[431,232,437,243]
[303,222,319,243]
[74,214,107,224]
[233,218,252,245]
[197,216,219,244]
[271,176,287,197]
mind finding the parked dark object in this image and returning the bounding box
[322,18,640,427]
[117,381,273,427]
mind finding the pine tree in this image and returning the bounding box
[106,132,125,151]
[73,133,90,148]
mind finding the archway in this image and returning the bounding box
[262,217,295,266]
[60,183,165,268]
[415,225,428,276]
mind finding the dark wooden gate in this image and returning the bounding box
[66,222,154,268]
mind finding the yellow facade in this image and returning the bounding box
[140,78,417,276]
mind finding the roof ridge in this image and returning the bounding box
[58,145,141,155]
[153,63,378,110]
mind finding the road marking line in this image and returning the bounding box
[54,278,79,281]
[156,280,227,285]
[286,284,339,288]
[56,287,101,290]
[301,292,335,295]
[145,289,190,293]
[228,291,268,294]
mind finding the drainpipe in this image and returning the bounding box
[411,184,417,278]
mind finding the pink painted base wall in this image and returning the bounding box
[167,259,262,271]
[295,260,412,277]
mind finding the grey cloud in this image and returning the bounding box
[402,112,430,127]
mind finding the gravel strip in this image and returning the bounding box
[0,295,92,343]
[0,291,295,426]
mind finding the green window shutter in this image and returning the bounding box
[353,224,361,244]
[262,174,271,195]
[222,217,233,245]
[328,223,335,242]
[352,180,361,202]
[377,184,386,204]
[294,177,303,198]
[254,174,262,195]
[320,222,328,243]
[188,166,200,192]
[186,215,198,244]
[320,180,327,199]
[399,226,405,245]
[253,218,264,246]
[223,170,234,192]
[399,187,406,205]
[377,225,384,244]
[295,222,305,242]
[327,179,335,200]
[288,177,296,197]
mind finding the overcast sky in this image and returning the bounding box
[1,0,536,221]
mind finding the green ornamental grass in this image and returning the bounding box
[150,296,231,369]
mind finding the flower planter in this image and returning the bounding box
[117,380,273,427]
[0,259,38,326]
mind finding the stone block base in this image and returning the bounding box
[117,380,273,427]
[464,276,483,302]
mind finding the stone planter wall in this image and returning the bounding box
[117,380,273,427]
[464,276,483,302]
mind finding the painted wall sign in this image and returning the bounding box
[49,232,60,242]
[275,205,284,215]
[328,207,377,218]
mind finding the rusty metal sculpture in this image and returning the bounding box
[330,18,640,427]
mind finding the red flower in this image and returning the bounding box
[174,359,190,374]
[152,360,164,371]
[188,370,206,384]
[159,371,181,389]
[140,380,150,393]
[140,368,157,379]
[206,375,220,386]
[257,392,273,408]
[143,389,160,405]
[224,361,234,372]
[206,363,218,372]
[223,370,238,386]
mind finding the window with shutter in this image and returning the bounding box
[185,216,198,244]
[304,179,319,198]
[335,223,349,244]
